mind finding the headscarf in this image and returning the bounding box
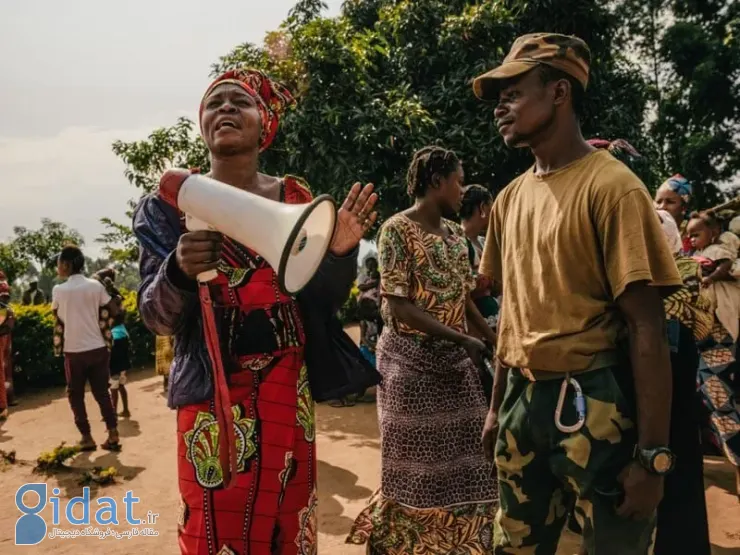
[200,68,295,152]
[656,209,682,255]
[587,138,641,158]
[660,174,692,206]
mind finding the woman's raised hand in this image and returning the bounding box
[329,183,379,257]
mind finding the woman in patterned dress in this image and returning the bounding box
[133,68,377,555]
[347,146,499,554]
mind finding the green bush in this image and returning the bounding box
[10,289,154,392]
[121,289,154,369]
[11,304,65,390]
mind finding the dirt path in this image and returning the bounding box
[0,345,738,553]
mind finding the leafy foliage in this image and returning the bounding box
[111,117,209,195]
[12,219,84,270]
[79,466,118,486]
[1,219,85,298]
[619,0,740,207]
[97,217,139,264]
[0,448,17,469]
[0,243,30,285]
[11,303,65,389]
[34,443,81,474]
[99,117,210,260]
[121,288,155,368]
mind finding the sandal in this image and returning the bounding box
[328,397,356,408]
[0,409,8,421]
[78,441,97,452]
[100,439,122,452]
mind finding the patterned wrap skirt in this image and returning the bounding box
[347,329,498,554]
[177,349,318,555]
[697,322,740,467]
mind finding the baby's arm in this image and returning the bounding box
[703,259,733,286]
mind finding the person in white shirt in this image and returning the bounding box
[52,246,120,451]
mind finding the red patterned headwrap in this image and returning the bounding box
[200,68,295,152]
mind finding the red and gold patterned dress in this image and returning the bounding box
[177,177,318,555]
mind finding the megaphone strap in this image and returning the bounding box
[199,283,239,490]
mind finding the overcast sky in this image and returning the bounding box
[0,0,349,259]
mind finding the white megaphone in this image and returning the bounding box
[159,169,337,294]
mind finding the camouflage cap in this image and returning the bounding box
[473,33,591,100]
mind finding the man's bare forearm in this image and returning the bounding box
[618,283,672,448]
[629,323,672,447]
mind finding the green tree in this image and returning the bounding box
[97,118,210,263]
[0,242,30,285]
[113,0,651,226]
[111,117,209,194]
[619,0,740,208]
[12,219,84,270]
[9,219,84,298]
[97,214,140,264]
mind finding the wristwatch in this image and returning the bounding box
[633,445,676,475]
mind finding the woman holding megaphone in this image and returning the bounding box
[133,68,377,555]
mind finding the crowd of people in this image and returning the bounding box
[349,33,739,555]
[0,29,737,555]
[130,32,738,555]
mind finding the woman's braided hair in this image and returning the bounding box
[406,146,460,198]
[460,184,493,220]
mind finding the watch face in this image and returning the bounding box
[653,452,673,473]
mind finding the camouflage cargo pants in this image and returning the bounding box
[494,366,657,554]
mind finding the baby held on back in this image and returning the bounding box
[687,211,740,340]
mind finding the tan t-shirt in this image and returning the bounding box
[480,150,682,372]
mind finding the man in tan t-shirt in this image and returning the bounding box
[473,34,682,554]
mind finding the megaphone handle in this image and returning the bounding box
[185,214,219,283]
[198,269,218,283]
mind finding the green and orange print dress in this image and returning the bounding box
[347,214,498,554]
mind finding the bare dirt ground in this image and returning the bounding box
[0,327,738,554]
